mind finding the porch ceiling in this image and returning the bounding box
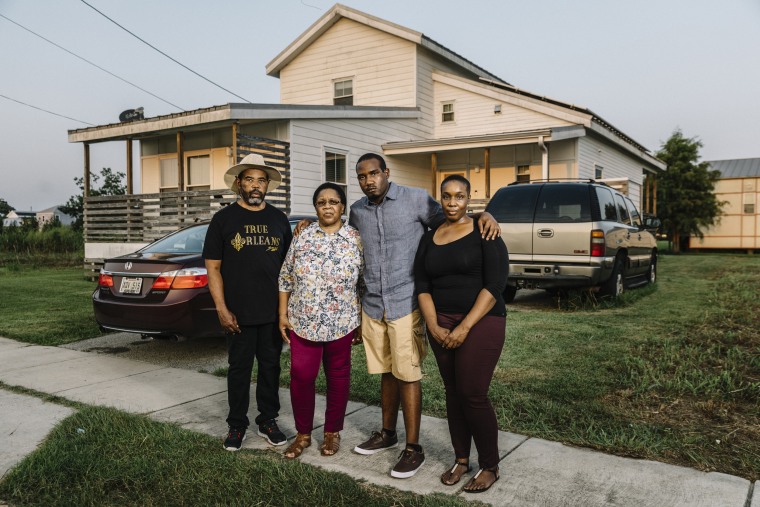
[382,128,556,155]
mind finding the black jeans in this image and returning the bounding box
[226,323,282,429]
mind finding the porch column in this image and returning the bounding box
[176,131,185,191]
[231,122,239,164]
[539,136,549,180]
[484,147,491,198]
[83,143,91,197]
[431,152,437,197]
[652,175,657,215]
[126,139,133,194]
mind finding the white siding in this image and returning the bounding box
[289,118,434,214]
[578,135,644,206]
[433,81,575,138]
[279,18,417,107]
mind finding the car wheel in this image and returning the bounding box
[600,256,625,298]
[647,254,657,285]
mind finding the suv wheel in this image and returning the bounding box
[600,256,625,298]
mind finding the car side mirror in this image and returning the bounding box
[643,216,661,231]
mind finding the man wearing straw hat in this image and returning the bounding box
[203,153,293,451]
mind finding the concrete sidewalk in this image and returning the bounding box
[0,336,756,506]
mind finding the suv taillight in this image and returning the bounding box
[98,273,114,287]
[151,268,209,290]
[590,229,605,257]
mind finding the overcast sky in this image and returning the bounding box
[1,0,758,212]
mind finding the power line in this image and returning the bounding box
[80,0,254,103]
[0,13,183,111]
[0,93,95,125]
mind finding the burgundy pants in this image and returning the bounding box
[429,313,506,469]
[289,330,352,434]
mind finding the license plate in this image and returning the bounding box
[119,277,143,294]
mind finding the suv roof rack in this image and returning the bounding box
[507,178,604,186]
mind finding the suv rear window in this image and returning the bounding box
[534,185,591,223]
[486,185,541,223]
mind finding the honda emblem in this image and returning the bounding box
[125,262,133,270]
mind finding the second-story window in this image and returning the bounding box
[334,79,353,105]
[442,102,455,123]
[595,165,604,179]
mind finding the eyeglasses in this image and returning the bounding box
[315,199,342,207]
[240,176,268,186]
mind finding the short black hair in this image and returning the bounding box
[312,182,347,207]
[356,152,386,171]
[441,174,471,195]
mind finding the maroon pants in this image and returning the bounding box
[289,330,352,434]
[429,313,506,469]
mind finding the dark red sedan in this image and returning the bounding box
[93,215,315,340]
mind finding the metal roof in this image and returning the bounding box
[707,158,760,179]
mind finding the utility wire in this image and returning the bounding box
[0,93,95,125]
[0,13,183,111]
[80,0,254,103]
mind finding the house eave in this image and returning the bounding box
[382,128,554,155]
[68,103,420,143]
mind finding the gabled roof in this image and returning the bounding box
[265,3,507,85]
[707,158,760,179]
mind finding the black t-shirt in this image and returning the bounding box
[202,202,292,325]
[414,220,508,317]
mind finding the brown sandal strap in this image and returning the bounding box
[440,461,471,485]
[319,432,341,456]
[283,433,311,459]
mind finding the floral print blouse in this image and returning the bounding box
[278,221,364,342]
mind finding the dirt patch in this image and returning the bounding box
[83,346,130,354]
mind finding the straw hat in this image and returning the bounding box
[224,153,283,193]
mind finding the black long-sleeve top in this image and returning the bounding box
[414,220,509,317]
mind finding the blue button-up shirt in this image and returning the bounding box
[349,182,443,321]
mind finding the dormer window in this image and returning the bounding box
[442,102,455,123]
[334,79,353,105]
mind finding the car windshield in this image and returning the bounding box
[141,224,209,254]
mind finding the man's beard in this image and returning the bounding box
[241,189,265,206]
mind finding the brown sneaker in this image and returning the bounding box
[390,446,425,479]
[353,430,398,455]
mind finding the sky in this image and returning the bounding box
[1,0,758,212]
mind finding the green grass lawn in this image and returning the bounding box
[0,405,473,507]
[1,254,758,483]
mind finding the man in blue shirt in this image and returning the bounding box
[349,153,499,478]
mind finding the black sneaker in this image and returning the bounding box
[258,419,287,446]
[391,446,425,479]
[223,427,246,451]
[353,430,399,455]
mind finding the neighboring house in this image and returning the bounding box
[690,158,760,252]
[36,205,75,228]
[67,3,664,268]
[2,210,36,228]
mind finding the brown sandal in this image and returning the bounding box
[319,431,340,456]
[283,433,311,459]
[440,460,471,486]
[463,466,500,493]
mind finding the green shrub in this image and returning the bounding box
[0,224,82,254]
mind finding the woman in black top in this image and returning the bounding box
[414,174,508,494]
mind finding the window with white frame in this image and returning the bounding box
[187,155,210,190]
[595,165,604,179]
[325,151,347,195]
[442,102,455,123]
[516,165,530,183]
[160,158,178,192]
[334,79,353,106]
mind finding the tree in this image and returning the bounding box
[0,198,14,232]
[655,129,724,253]
[60,168,126,231]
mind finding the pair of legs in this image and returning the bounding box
[289,330,352,434]
[226,323,282,429]
[430,313,506,491]
[362,310,425,445]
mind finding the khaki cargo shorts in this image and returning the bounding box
[360,309,427,382]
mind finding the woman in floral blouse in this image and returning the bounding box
[278,182,364,459]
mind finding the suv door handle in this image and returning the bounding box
[537,229,554,238]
